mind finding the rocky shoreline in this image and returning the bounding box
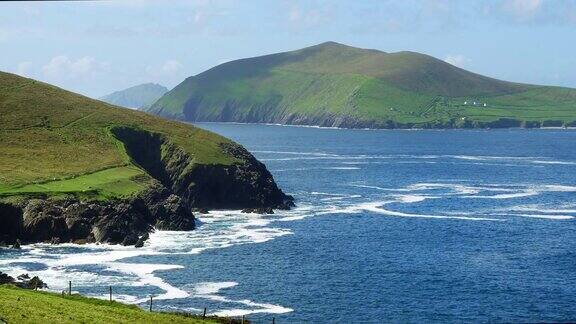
[0,182,193,247]
[166,107,576,130]
[0,134,294,247]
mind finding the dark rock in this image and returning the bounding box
[134,233,149,248]
[66,217,91,240]
[26,276,48,289]
[241,207,274,214]
[12,239,21,249]
[0,272,47,290]
[154,194,195,231]
[0,272,15,284]
[0,203,23,244]
[122,234,139,246]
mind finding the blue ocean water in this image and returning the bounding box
[2,124,576,323]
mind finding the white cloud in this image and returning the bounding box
[444,54,467,68]
[145,59,184,77]
[42,56,109,80]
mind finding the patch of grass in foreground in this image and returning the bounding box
[0,285,221,324]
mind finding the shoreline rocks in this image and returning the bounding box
[0,272,47,290]
[0,181,195,247]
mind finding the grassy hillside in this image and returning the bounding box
[100,83,168,109]
[0,285,223,323]
[0,71,237,200]
[147,41,576,128]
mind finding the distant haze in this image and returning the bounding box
[100,83,168,110]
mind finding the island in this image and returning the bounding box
[146,41,576,129]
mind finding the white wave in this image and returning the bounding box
[310,192,346,196]
[341,161,370,165]
[450,155,540,161]
[394,194,431,203]
[0,208,298,306]
[408,183,481,195]
[349,184,408,192]
[106,263,188,301]
[532,160,576,165]
[190,281,293,317]
[272,166,360,172]
[510,205,576,214]
[194,281,238,295]
[543,185,576,192]
[252,150,340,157]
[320,201,501,221]
[510,214,574,220]
[466,190,539,199]
[321,195,362,201]
[327,167,360,170]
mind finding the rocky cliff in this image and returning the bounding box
[0,126,294,247]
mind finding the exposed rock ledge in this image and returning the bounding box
[0,127,294,247]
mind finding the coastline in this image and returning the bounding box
[191,121,576,132]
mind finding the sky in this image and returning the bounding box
[1,0,576,98]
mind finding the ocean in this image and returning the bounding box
[2,124,576,322]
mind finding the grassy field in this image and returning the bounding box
[148,41,576,127]
[0,285,223,323]
[0,166,151,200]
[0,71,240,201]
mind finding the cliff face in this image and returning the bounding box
[0,127,293,247]
[111,126,293,209]
[0,181,193,246]
[168,104,576,130]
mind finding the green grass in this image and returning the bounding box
[148,41,576,127]
[0,285,219,323]
[0,166,151,200]
[0,71,241,200]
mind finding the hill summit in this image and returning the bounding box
[146,41,576,128]
[100,83,168,110]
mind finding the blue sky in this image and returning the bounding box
[1,0,575,97]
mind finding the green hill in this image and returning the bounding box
[100,83,168,110]
[0,71,292,246]
[147,41,576,128]
[0,285,231,323]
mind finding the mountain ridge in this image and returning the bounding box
[100,83,168,109]
[146,41,576,129]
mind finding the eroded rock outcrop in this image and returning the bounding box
[0,181,195,246]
